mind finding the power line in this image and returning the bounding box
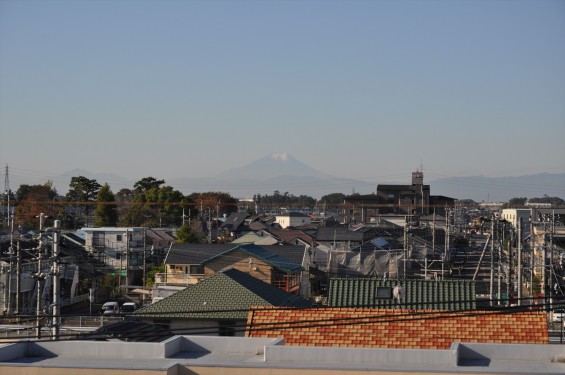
[0,298,554,343]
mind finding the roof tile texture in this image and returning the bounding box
[246,307,548,349]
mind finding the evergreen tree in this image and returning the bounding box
[94,183,118,227]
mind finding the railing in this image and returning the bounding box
[272,275,301,292]
[154,273,200,286]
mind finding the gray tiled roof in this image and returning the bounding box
[135,268,312,320]
[164,244,305,270]
[328,278,476,310]
[202,243,302,273]
[165,244,235,265]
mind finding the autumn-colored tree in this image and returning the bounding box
[187,191,238,219]
[15,181,59,228]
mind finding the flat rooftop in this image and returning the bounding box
[1,336,565,374]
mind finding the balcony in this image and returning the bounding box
[154,272,201,287]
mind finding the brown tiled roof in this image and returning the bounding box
[246,307,548,349]
[269,229,314,246]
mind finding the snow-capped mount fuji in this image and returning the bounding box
[216,152,330,181]
[168,153,374,198]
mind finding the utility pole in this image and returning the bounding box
[51,220,60,340]
[497,237,502,306]
[5,212,15,314]
[490,219,495,307]
[549,211,555,311]
[530,214,535,301]
[143,229,146,288]
[4,164,10,225]
[403,215,407,279]
[506,224,512,305]
[16,241,21,318]
[36,213,45,339]
[125,229,129,294]
[517,217,522,306]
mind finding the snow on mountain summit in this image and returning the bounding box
[271,152,289,162]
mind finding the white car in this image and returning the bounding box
[100,301,120,316]
[121,302,137,314]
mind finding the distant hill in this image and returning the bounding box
[429,173,565,202]
[169,152,376,198]
[9,154,564,202]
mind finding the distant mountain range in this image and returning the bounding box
[10,153,565,202]
[168,153,375,199]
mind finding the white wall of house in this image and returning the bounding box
[275,214,311,229]
[501,209,531,232]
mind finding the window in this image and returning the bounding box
[189,265,205,275]
[116,234,122,242]
[219,321,236,336]
[375,287,393,299]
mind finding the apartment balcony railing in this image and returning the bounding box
[154,273,201,287]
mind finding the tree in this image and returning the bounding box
[529,195,565,207]
[66,176,101,227]
[176,224,202,244]
[144,264,166,287]
[94,183,118,227]
[15,181,59,228]
[133,177,165,193]
[507,197,527,207]
[187,192,238,218]
[319,193,346,205]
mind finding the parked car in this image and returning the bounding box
[100,301,120,316]
[121,302,137,315]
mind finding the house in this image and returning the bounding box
[135,268,313,336]
[246,306,548,349]
[81,227,153,286]
[156,243,308,296]
[157,244,234,287]
[328,278,476,310]
[428,195,457,216]
[219,212,250,240]
[202,244,303,294]
[268,228,315,247]
[316,226,380,249]
[275,212,311,229]
[230,231,279,245]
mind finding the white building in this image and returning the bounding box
[500,209,531,234]
[275,212,311,229]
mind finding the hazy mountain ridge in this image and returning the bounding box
[431,173,565,202]
[9,153,564,202]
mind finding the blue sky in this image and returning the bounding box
[1,0,564,193]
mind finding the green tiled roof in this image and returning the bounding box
[328,278,476,310]
[134,268,312,320]
[202,243,303,273]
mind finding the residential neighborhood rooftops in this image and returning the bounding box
[134,268,312,321]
